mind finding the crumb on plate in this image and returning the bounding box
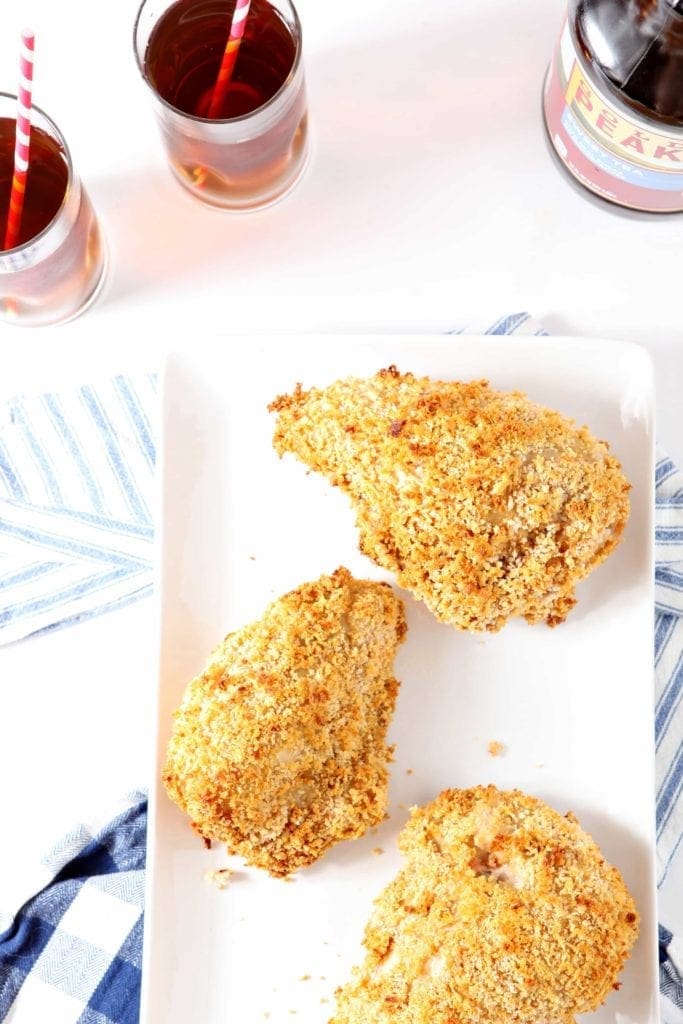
[203,867,233,890]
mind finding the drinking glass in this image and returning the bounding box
[0,94,107,327]
[133,0,309,211]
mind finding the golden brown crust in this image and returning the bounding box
[162,568,406,876]
[270,371,631,632]
[330,786,639,1024]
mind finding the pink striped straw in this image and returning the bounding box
[206,0,252,118]
[3,30,35,251]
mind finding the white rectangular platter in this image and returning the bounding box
[142,336,658,1024]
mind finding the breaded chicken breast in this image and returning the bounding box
[270,370,630,632]
[331,786,639,1024]
[163,568,406,876]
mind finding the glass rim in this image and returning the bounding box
[0,93,75,258]
[132,0,303,126]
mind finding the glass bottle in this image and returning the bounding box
[543,0,683,211]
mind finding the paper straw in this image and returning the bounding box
[206,0,252,118]
[3,30,35,251]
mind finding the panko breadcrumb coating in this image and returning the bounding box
[163,568,406,877]
[269,370,630,632]
[331,786,639,1024]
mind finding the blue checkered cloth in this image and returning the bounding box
[0,316,681,1022]
[0,794,146,1023]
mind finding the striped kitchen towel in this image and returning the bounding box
[0,316,680,1023]
[655,453,683,894]
[0,374,157,644]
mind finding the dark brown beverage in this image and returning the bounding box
[145,0,296,119]
[0,118,68,250]
[135,0,309,209]
[575,0,683,125]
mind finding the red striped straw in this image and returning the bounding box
[206,0,252,118]
[3,30,35,251]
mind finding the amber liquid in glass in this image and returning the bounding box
[143,0,308,207]
[0,118,68,250]
[145,0,296,117]
[0,116,105,326]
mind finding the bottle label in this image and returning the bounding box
[544,18,683,212]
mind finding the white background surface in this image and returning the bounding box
[0,0,681,961]
[144,339,657,1023]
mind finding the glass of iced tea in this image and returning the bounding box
[0,95,107,328]
[133,0,309,211]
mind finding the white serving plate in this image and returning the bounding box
[142,336,658,1024]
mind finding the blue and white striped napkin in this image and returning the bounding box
[655,453,683,902]
[0,316,681,1023]
[0,374,157,644]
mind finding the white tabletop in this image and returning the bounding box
[0,0,681,935]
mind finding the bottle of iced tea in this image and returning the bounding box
[544,0,683,212]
